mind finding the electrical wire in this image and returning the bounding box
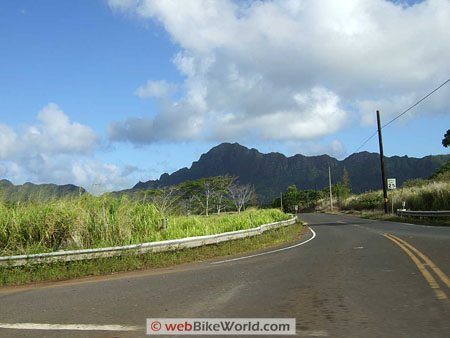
[352,77,450,153]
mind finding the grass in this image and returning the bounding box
[341,180,450,212]
[0,194,290,256]
[337,171,450,226]
[0,222,303,286]
[355,210,450,227]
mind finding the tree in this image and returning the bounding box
[332,182,351,207]
[442,129,450,148]
[211,176,234,215]
[200,181,213,216]
[298,189,323,211]
[282,185,300,212]
[228,184,254,213]
[179,176,234,216]
[149,187,179,229]
[342,167,351,193]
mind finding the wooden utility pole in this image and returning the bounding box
[328,166,333,212]
[376,110,389,214]
[280,192,283,212]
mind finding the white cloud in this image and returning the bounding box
[108,0,450,145]
[0,103,99,159]
[0,156,137,193]
[135,80,177,99]
[286,139,347,159]
[214,87,348,140]
[29,103,99,154]
[0,103,136,192]
[0,124,17,158]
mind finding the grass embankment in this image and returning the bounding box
[341,179,450,226]
[0,195,290,256]
[0,195,301,285]
[356,211,450,227]
[342,181,450,212]
[0,223,303,286]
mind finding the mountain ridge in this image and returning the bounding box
[0,179,85,202]
[132,143,450,203]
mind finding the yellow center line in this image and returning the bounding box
[387,233,450,289]
[383,233,448,301]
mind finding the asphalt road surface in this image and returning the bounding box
[1,213,449,338]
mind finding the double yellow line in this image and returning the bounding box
[384,233,449,301]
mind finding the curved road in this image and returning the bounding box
[1,213,449,337]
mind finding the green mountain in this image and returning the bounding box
[132,143,450,203]
[0,180,85,203]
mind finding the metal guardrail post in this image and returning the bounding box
[396,209,450,218]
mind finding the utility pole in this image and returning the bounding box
[376,110,389,214]
[328,166,333,212]
[280,192,283,212]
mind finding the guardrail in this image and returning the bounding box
[396,209,450,218]
[0,216,297,267]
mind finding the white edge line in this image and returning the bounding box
[211,227,317,265]
[0,323,141,331]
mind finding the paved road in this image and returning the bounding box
[1,213,449,337]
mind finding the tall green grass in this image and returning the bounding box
[0,195,289,256]
[342,180,450,211]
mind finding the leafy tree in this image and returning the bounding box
[429,161,450,181]
[298,189,323,210]
[273,186,323,212]
[178,176,234,216]
[282,185,300,212]
[272,196,282,209]
[211,176,235,215]
[342,167,351,192]
[443,129,450,148]
[334,183,351,206]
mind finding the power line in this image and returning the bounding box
[382,77,450,128]
[353,77,450,153]
[354,131,377,153]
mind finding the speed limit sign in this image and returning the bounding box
[387,178,396,190]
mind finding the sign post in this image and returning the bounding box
[387,178,396,214]
[387,178,396,190]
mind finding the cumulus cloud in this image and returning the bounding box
[0,103,136,192]
[0,156,137,193]
[108,0,450,145]
[0,103,99,159]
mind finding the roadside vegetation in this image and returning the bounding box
[341,162,450,212]
[0,222,303,286]
[0,176,290,256]
[273,158,449,226]
[0,199,288,256]
[272,168,352,213]
[356,211,450,227]
[0,175,299,286]
[342,134,449,215]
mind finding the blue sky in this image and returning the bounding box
[0,0,449,192]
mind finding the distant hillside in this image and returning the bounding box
[132,143,450,203]
[0,180,85,203]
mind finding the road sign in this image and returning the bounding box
[387,178,396,190]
